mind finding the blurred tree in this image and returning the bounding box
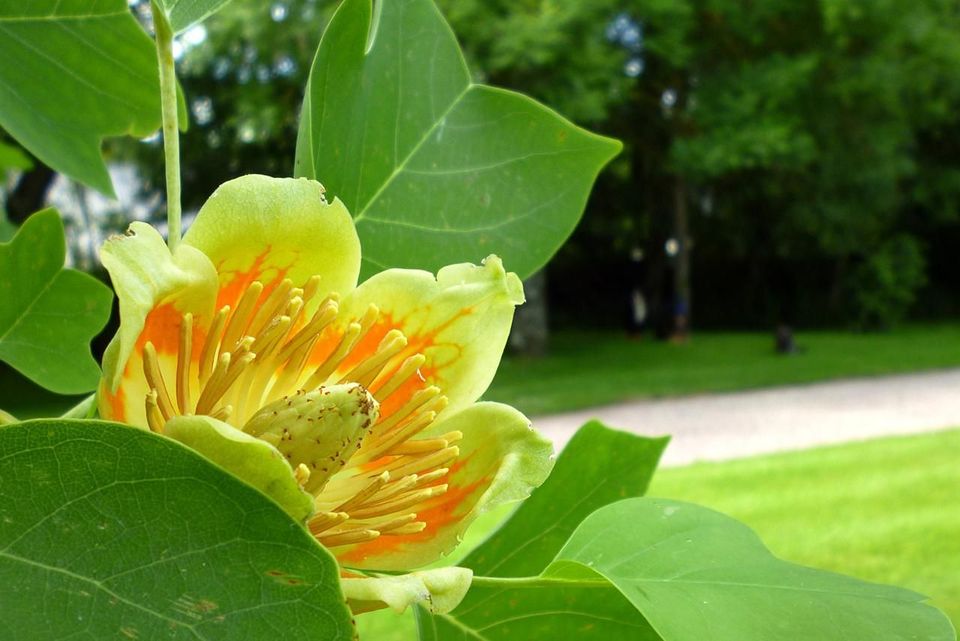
[113,0,960,333]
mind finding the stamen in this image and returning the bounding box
[372,354,426,400]
[306,304,382,389]
[308,511,349,536]
[294,463,311,487]
[342,329,407,388]
[301,275,322,306]
[345,513,419,534]
[319,528,380,547]
[176,312,193,414]
[247,279,294,338]
[273,297,339,366]
[352,410,437,465]
[303,321,363,388]
[210,405,232,421]
[142,342,175,420]
[145,389,165,433]
[386,436,453,457]
[333,471,391,513]
[348,485,448,520]
[373,386,444,434]
[384,446,459,479]
[221,281,263,350]
[199,306,229,385]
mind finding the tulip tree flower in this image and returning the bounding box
[97,175,553,598]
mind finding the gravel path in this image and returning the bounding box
[531,369,960,466]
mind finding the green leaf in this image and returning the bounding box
[415,575,662,640]
[156,0,233,34]
[0,419,355,640]
[549,498,956,641]
[0,0,162,195]
[295,0,621,280]
[462,421,668,577]
[0,140,32,171]
[0,214,15,242]
[0,209,112,394]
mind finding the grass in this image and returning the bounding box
[358,429,960,638]
[485,323,960,416]
[650,428,960,628]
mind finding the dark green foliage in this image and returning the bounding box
[847,235,927,329]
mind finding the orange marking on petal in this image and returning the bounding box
[135,303,184,354]
[102,382,127,422]
[214,246,293,312]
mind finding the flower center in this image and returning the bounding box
[139,276,461,550]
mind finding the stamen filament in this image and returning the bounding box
[247,279,294,338]
[221,281,263,351]
[176,312,193,414]
[334,471,391,513]
[143,342,176,420]
[199,306,229,385]
[319,528,380,547]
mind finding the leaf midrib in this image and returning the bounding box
[350,84,470,223]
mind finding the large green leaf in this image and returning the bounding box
[295,0,621,280]
[0,0,162,195]
[415,575,662,641]
[549,498,956,641]
[0,209,112,394]
[421,497,954,640]
[462,421,668,577]
[155,0,234,33]
[0,419,355,640]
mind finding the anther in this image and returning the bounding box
[221,281,263,350]
[199,306,229,385]
[318,528,380,547]
[342,329,408,388]
[372,354,426,400]
[145,389,165,434]
[142,342,175,420]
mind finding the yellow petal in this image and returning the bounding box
[98,222,218,425]
[321,256,523,427]
[183,174,361,312]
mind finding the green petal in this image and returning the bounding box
[99,222,218,392]
[164,415,315,522]
[183,175,361,307]
[341,567,473,615]
[336,402,554,570]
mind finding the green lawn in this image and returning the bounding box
[484,323,960,416]
[650,428,960,628]
[358,429,960,638]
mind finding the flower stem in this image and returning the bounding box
[151,2,181,252]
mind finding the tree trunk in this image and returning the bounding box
[6,164,56,224]
[671,175,691,340]
[508,270,549,357]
